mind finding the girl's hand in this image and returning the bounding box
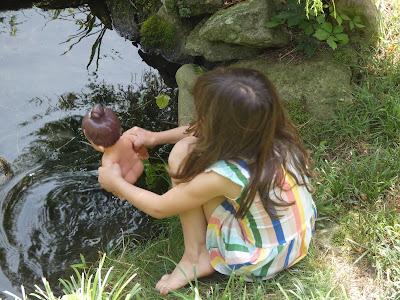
[98,163,123,194]
[123,126,157,150]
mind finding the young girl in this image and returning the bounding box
[82,104,148,184]
[98,67,317,295]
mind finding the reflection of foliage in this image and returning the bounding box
[24,70,178,166]
[140,15,176,50]
[0,15,21,36]
[58,7,107,71]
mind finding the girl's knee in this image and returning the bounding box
[168,136,197,174]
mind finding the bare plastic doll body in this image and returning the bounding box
[100,135,144,184]
[82,104,148,184]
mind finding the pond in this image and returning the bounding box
[0,4,178,295]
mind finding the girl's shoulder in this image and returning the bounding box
[205,159,250,189]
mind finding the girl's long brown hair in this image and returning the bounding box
[172,67,312,219]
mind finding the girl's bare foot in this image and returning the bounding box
[156,250,215,295]
[155,274,170,291]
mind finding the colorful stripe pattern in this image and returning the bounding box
[205,160,317,280]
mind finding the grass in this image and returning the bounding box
[7,0,399,299]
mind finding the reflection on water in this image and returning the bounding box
[0,5,178,295]
[0,76,177,293]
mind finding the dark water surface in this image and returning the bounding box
[0,7,177,294]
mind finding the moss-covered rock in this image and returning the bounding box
[134,0,163,23]
[176,64,204,125]
[105,0,139,40]
[151,5,195,63]
[233,53,352,119]
[198,0,289,48]
[184,20,263,62]
[173,0,224,18]
[140,14,176,49]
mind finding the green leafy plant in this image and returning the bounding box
[155,93,171,109]
[3,254,141,300]
[140,15,176,50]
[266,0,364,54]
[143,161,170,190]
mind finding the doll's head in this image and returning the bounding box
[82,104,121,151]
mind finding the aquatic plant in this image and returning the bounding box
[140,15,176,50]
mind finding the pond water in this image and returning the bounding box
[0,6,177,294]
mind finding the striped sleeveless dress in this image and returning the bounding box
[205,160,317,280]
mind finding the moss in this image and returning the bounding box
[140,15,176,49]
[178,7,191,18]
[164,0,177,13]
[134,0,163,22]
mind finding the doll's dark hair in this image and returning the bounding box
[82,104,121,147]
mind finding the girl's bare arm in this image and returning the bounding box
[123,125,190,148]
[98,163,240,219]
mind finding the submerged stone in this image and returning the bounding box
[198,0,289,48]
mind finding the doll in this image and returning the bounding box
[82,104,148,184]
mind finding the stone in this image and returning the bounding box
[233,53,352,119]
[335,0,379,32]
[88,1,113,30]
[199,0,289,48]
[34,0,86,9]
[154,5,194,63]
[0,156,13,186]
[184,21,263,62]
[175,64,204,125]
[176,0,224,18]
[105,0,140,41]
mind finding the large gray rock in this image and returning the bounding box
[184,21,263,62]
[171,0,224,18]
[234,53,352,119]
[176,64,204,125]
[199,0,289,48]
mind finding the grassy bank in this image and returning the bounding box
[99,1,400,299]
